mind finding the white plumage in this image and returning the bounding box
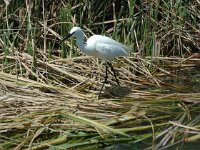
[67,27,128,60]
[63,27,128,98]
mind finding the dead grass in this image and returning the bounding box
[0,55,200,149]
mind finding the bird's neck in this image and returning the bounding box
[76,36,86,53]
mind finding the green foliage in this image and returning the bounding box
[0,0,199,59]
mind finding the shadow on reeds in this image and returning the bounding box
[101,86,132,98]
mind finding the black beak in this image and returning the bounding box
[62,33,72,42]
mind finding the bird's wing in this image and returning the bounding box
[96,42,128,60]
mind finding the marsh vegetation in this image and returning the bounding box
[0,0,200,149]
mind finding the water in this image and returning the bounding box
[103,66,200,150]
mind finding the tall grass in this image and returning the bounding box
[0,0,199,80]
[1,1,199,58]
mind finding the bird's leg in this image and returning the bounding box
[107,62,120,86]
[98,64,108,97]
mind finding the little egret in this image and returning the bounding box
[62,27,128,97]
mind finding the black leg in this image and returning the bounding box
[107,62,120,86]
[98,64,108,98]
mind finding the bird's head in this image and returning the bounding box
[62,27,83,41]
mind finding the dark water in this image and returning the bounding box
[162,66,200,93]
[104,67,200,150]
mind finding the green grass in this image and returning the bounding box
[0,0,199,59]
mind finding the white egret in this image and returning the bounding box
[62,27,128,97]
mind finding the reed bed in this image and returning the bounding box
[0,0,200,149]
[0,74,200,149]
